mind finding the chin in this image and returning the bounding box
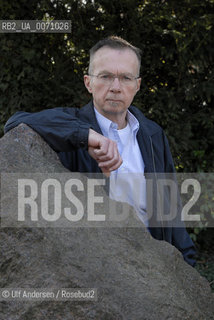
[105,100,123,109]
[104,108,125,116]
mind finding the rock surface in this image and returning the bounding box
[0,124,213,320]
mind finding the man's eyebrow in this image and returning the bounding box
[97,70,134,76]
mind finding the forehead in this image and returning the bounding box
[91,47,139,74]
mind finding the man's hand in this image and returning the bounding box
[88,129,122,176]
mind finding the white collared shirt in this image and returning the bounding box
[94,107,148,227]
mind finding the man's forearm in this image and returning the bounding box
[4,108,122,174]
[4,108,91,152]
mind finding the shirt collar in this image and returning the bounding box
[94,106,139,137]
[94,107,113,137]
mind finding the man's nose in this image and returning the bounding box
[109,77,121,91]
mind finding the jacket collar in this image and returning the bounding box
[79,101,103,134]
[129,106,155,173]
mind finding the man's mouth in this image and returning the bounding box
[107,99,121,103]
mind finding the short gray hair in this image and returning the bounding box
[88,36,142,74]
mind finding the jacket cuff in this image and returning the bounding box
[76,123,90,149]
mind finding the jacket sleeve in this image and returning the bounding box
[172,227,196,267]
[4,107,91,152]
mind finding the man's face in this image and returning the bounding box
[84,47,141,124]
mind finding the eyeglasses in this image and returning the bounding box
[89,73,140,86]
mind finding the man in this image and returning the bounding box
[4,36,196,266]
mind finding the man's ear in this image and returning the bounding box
[136,77,141,93]
[84,75,93,93]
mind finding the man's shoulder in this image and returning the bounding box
[52,102,93,118]
[60,101,93,115]
[55,106,79,115]
[129,105,163,136]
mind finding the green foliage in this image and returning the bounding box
[0,0,213,172]
[196,259,214,292]
[194,228,214,292]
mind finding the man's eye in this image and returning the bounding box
[123,76,132,81]
[100,74,111,80]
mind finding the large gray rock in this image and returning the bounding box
[0,124,213,320]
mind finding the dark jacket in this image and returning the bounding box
[4,101,196,266]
